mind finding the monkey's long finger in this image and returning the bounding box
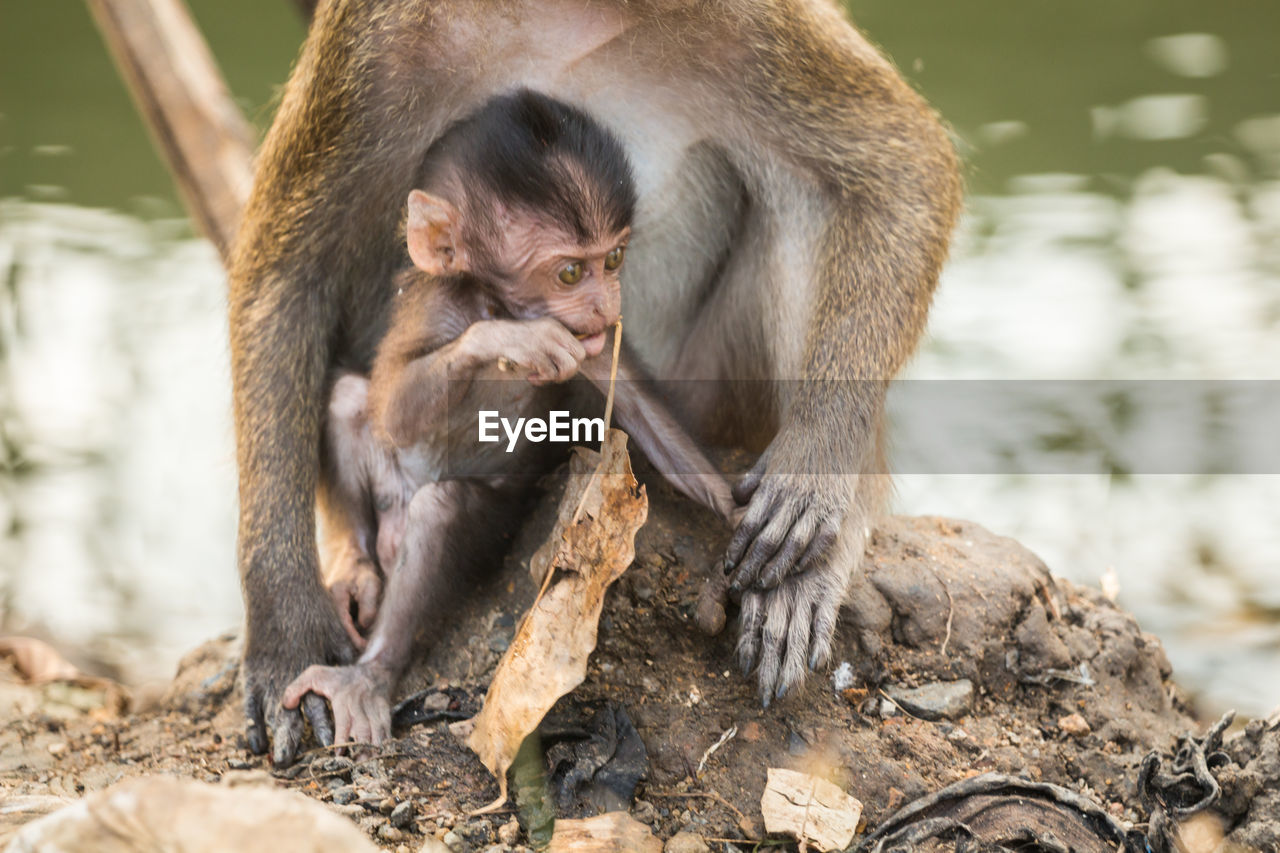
[792,523,839,578]
[778,590,815,699]
[303,693,335,748]
[337,602,369,652]
[355,577,380,630]
[245,691,268,755]
[269,705,305,767]
[332,700,353,749]
[755,590,792,708]
[348,708,373,748]
[808,587,839,672]
[370,700,392,746]
[281,666,328,709]
[724,486,779,578]
[757,514,817,590]
[731,458,767,505]
[550,346,580,382]
[736,591,765,675]
[729,504,799,592]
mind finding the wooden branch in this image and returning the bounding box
[86,0,255,260]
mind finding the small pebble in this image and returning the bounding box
[423,692,452,712]
[380,797,397,815]
[419,839,452,853]
[331,786,358,805]
[47,743,66,756]
[665,831,710,853]
[442,830,465,851]
[227,759,252,770]
[390,801,415,828]
[458,819,493,845]
[497,818,521,845]
[320,756,354,775]
[632,799,658,825]
[377,824,404,843]
[1058,713,1091,737]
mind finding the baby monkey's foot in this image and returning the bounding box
[282,661,393,751]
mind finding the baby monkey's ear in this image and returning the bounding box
[406,189,469,275]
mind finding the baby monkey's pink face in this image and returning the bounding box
[405,189,629,358]
[492,213,629,355]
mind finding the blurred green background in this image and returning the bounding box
[1,0,1278,715]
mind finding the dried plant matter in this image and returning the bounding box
[458,430,648,811]
[760,768,863,852]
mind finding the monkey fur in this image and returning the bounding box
[229,0,962,764]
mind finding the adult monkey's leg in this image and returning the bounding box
[228,0,409,766]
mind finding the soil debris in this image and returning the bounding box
[1,455,1274,851]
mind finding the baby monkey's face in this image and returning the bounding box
[489,211,630,352]
[404,187,632,355]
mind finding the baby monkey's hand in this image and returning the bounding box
[325,554,382,651]
[473,317,605,386]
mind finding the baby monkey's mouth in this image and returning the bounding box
[576,329,608,357]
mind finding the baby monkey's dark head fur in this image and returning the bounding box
[405,89,637,337]
[419,88,636,245]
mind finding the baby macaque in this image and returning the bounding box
[285,89,737,747]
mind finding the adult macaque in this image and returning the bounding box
[285,90,738,745]
[230,0,962,763]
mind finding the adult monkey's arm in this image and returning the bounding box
[720,0,962,699]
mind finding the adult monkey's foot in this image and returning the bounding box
[283,661,394,749]
[243,614,354,765]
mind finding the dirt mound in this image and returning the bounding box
[2,465,1271,850]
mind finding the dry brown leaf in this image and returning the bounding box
[0,637,81,684]
[460,429,648,811]
[546,811,663,853]
[760,768,863,852]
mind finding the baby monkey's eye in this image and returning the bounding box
[558,261,584,285]
[604,245,625,271]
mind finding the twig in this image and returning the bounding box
[601,317,623,436]
[876,688,929,723]
[924,567,954,657]
[697,725,738,776]
[570,318,623,525]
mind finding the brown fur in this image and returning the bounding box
[229,0,962,763]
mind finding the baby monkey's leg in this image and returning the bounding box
[322,372,417,648]
[285,478,524,748]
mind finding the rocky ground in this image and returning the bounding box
[2,460,1277,851]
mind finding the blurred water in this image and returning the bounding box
[1,1,1277,714]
